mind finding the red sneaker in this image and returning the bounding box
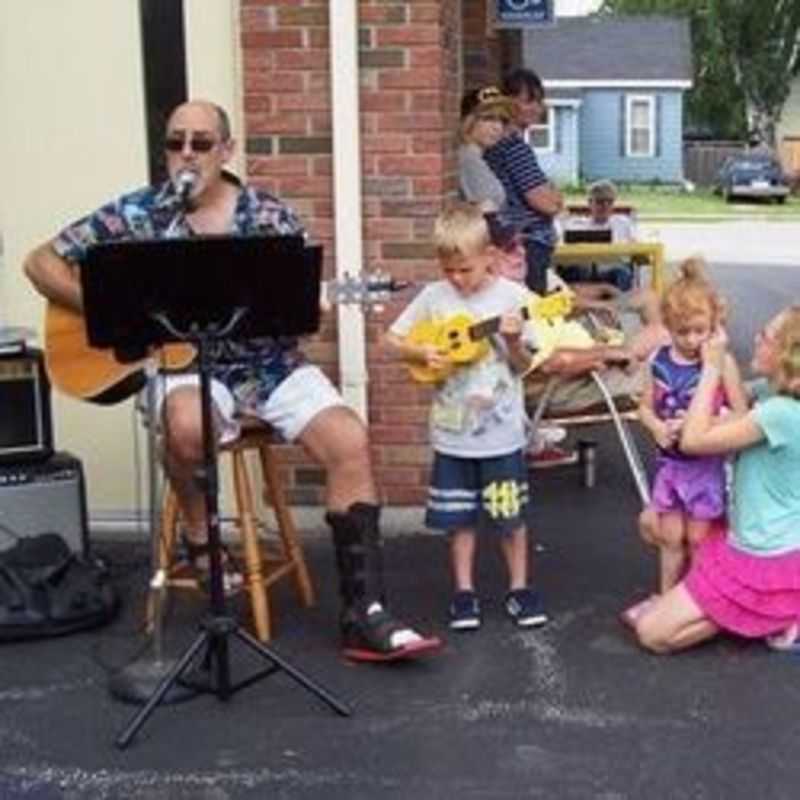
[527,445,579,469]
[340,603,443,662]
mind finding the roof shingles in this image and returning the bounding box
[523,15,693,83]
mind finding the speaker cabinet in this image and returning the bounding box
[0,453,88,555]
[0,347,53,464]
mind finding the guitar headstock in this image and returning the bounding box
[323,271,412,312]
[529,290,573,322]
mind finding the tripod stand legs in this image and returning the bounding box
[115,614,352,749]
[233,626,352,715]
[115,626,208,749]
[114,331,351,750]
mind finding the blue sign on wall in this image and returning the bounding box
[495,0,554,27]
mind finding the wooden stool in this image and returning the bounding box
[152,426,315,641]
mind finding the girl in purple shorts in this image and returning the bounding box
[623,259,747,624]
[634,305,800,654]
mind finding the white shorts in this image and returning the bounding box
[144,364,345,444]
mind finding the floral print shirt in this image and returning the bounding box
[53,172,309,408]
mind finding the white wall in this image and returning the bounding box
[555,0,602,16]
[184,0,243,175]
[0,1,240,524]
[0,2,148,521]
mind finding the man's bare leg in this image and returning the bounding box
[160,386,212,535]
[159,386,242,590]
[296,405,377,511]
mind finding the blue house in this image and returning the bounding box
[522,15,693,185]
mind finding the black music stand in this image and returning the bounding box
[81,235,351,748]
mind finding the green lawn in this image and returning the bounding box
[563,185,800,220]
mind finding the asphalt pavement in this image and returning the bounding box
[1,231,800,799]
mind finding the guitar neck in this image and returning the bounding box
[468,305,532,342]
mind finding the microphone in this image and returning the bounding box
[174,169,198,206]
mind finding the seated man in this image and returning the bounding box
[23,99,441,664]
[557,179,637,291]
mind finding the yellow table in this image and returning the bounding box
[553,241,665,294]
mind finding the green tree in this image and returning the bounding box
[600,0,800,144]
[709,0,800,147]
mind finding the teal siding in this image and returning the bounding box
[579,89,684,184]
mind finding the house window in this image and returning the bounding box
[525,106,555,153]
[626,95,655,157]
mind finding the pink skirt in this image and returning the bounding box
[685,531,800,638]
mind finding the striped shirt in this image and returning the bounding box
[484,131,555,247]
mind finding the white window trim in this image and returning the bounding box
[626,94,655,158]
[525,106,555,154]
[546,79,691,89]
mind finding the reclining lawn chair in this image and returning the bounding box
[527,369,650,505]
[525,305,652,505]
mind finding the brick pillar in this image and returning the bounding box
[239,0,464,506]
[462,1,519,90]
[463,0,501,89]
[361,0,463,505]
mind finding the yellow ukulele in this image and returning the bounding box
[405,290,573,384]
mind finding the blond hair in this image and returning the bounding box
[458,86,512,144]
[432,201,490,261]
[660,257,725,331]
[771,306,800,398]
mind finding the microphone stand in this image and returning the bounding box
[115,310,351,749]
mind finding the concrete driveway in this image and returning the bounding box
[646,220,799,267]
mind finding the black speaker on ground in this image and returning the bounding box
[0,346,53,464]
[0,453,89,555]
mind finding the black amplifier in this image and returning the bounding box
[0,453,88,555]
[0,345,53,464]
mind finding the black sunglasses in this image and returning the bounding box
[164,136,218,153]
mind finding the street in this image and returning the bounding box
[649,221,800,369]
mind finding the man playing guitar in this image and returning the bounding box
[24,99,441,662]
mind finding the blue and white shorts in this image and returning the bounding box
[425,450,530,535]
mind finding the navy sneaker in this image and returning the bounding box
[505,588,548,628]
[448,591,481,631]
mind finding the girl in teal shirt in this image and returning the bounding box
[633,305,800,653]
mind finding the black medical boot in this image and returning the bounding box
[326,502,442,662]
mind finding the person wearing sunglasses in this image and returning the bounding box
[23,99,441,663]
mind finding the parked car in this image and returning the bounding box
[714,153,790,203]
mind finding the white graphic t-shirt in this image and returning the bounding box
[389,276,537,458]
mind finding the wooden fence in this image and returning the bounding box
[683,141,744,187]
[779,137,800,189]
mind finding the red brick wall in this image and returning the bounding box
[239,0,465,506]
[463,0,500,90]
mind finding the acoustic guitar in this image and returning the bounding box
[44,303,195,405]
[44,273,408,404]
[405,290,573,385]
